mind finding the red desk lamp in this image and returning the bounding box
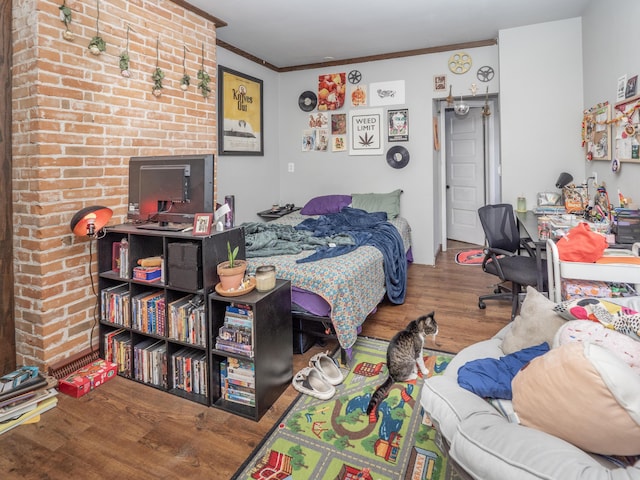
[70,206,113,237]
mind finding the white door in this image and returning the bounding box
[445,107,486,245]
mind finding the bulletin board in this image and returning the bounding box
[614,94,640,163]
[582,102,611,161]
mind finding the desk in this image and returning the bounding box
[515,210,546,291]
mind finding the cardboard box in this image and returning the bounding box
[58,360,118,398]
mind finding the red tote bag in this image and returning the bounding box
[555,222,608,262]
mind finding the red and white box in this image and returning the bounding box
[58,359,118,398]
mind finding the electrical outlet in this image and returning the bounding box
[288,162,295,173]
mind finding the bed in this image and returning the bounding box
[242,192,412,360]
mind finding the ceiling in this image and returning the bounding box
[185,0,591,70]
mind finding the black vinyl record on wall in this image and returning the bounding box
[298,91,317,112]
[386,145,410,169]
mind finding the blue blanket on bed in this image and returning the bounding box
[295,208,407,304]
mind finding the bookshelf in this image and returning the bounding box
[209,279,292,421]
[97,224,244,406]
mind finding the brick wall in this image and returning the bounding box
[11,0,218,368]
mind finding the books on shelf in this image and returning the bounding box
[101,283,131,327]
[133,339,168,388]
[172,348,207,396]
[131,290,165,335]
[220,357,256,406]
[110,330,132,377]
[168,295,206,347]
[215,303,254,357]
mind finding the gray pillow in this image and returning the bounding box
[501,286,566,354]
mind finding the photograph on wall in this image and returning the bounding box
[318,72,346,111]
[349,108,384,155]
[331,113,347,135]
[315,129,329,151]
[218,66,263,155]
[369,80,405,106]
[388,109,409,142]
[308,112,329,129]
[302,130,315,152]
[582,102,611,161]
[332,135,347,152]
[433,74,447,92]
[626,75,638,99]
[617,75,627,102]
[350,85,367,107]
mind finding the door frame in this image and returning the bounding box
[1,0,16,374]
[438,95,501,251]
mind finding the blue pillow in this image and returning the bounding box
[300,195,352,215]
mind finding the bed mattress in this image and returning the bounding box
[245,211,411,349]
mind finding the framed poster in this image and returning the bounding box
[218,66,263,155]
[349,108,384,155]
[388,109,408,142]
[582,102,611,161]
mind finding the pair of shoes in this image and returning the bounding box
[292,367,335,400]
[309,351,344,386]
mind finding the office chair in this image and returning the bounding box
[477,203,547,319]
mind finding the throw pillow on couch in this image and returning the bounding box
[512,341,640,456]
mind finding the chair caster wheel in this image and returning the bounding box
[494,288,501,294]
[478,301,486,309]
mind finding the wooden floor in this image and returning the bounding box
[0,240,511,480]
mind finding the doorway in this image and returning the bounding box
[439,97,501,250]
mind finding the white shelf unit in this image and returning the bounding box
[546,239,640,303]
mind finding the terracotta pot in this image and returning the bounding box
[217,260,247,291]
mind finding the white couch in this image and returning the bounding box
[421,291,640,480]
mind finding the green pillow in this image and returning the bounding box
[351,189,402,218]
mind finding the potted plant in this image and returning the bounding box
[216,241,247,291]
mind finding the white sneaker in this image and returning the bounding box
[292,366,335,400]
[309,351,344,386]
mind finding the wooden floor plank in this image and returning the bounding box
[0,240,511,479]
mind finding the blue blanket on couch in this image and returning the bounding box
[295,208,407,304]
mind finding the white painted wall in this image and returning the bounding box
[215,49,281,225]
[498,17,585,211]
[217,13,605,265]
[581,0,640,207]
[275,48,499,265]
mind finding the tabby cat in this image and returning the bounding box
[366,312,438,415]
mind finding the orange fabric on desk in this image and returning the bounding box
[556,222,608,263]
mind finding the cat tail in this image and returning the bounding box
[366,376,394,415]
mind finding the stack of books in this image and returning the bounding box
[133,339,168,388]
[168,294,206,347]
[0,367,58,435]
[103,329,132,377]
[220,357,255,406]
[171,348,207,396]
[100,283,131,327]
[214,303,254,358]
[131,290,165,335]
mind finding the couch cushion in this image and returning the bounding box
[450,410,634,480]
[512,342,640,456]
[501,286,566,354]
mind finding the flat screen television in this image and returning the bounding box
[127,154,214,227]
